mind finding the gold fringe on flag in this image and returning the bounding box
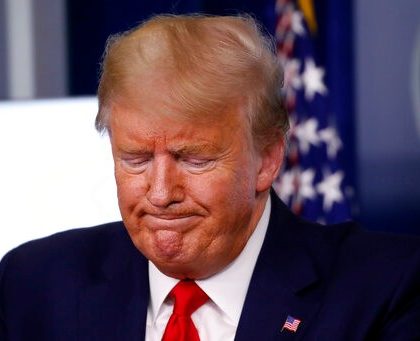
[298,0,317,34]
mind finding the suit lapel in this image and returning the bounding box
[235,194,323,340]
[78,225,149,340]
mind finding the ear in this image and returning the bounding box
[256,139,285,193]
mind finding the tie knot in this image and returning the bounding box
[169,280,208,317]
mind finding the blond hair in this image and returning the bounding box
[95,14,288,149]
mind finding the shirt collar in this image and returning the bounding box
[148,196,271,325]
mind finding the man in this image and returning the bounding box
[0,14,419,340]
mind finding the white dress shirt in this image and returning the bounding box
[145,197,271,341]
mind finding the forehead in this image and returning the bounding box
[107,68,254,148]
[109,99,252,151]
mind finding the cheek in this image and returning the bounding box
[190,167,256,214]
[221,159,258,196]
[115,170,146,212]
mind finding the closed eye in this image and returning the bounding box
[181,158,215,172]
[120,157,150,173]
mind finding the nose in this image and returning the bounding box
[146,156,184,207]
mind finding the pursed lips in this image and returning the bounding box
[143,213,202,230]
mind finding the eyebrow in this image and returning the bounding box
[168,143,220,156]
[118,147,152,155]
[118,142,220,156]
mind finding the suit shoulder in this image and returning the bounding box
[0,221,127,278]
[299,218,420,260]
[335,225,420,261]
[7,221,124,254]
[290,218,420,279]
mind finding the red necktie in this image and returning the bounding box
[162,280,209,341]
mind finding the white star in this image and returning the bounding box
[284,59,302,90]
[291,11,305,36]
[301,58,327,101]
[294,118,320,154]
[316,171,344,211]
[319,127,343,158]
[298,168,316,200]
[277,170,296,202]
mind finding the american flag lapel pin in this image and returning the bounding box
[281,315,301,333]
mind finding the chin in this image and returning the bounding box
[152,260,198,280]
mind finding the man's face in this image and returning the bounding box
[109,94,281,279]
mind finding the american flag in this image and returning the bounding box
[282,315,301,332]
[273,0,352,224]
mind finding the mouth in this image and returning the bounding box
[144,213,202,230]
[149,213,195,220]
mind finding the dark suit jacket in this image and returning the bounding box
[1,194,420,340]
